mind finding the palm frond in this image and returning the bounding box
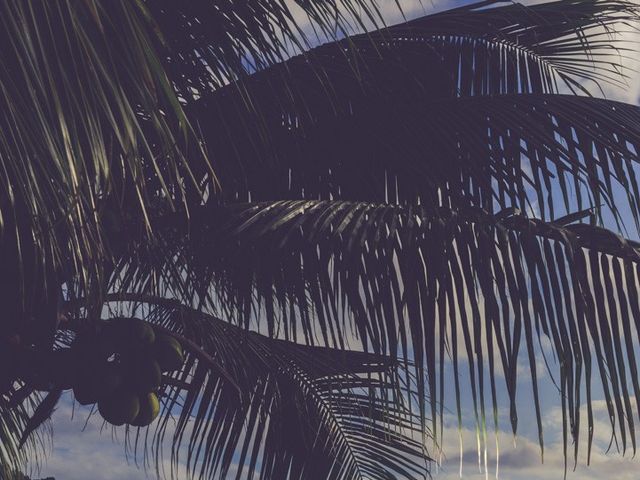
[75,302,430,480]
[175,0,640,103]
[0,1,395,474]
[0,389,47,478]
[387,0,640,95]
[179,1,640,226]
[0,0,389,327]
[143,0,388,101]
[112,199,640,469]
[5,1,640,478]
[192,89,640,228]
[0,0,214,327]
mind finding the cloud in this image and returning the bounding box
[41,397,145,479]
[39,394,178,480]
[431,395,640,480]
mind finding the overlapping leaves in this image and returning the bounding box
[92,300,430,480]
[0,390,46,478]
[188,0,640,225]
[5,1,640,479]
[103,1,640,476]
[119,200,640,472]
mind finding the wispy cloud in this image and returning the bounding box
[434,396,640,479]
[41,394,164,480]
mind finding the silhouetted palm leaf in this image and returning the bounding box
[4,1,640,479]
[192,92,640,225]
[64,302,429,480]
[98,1,640,476]
[0,390,46,478]
[0,0,392,475]
[109,198,640,473]
[0,0,387,322]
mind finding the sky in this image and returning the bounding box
[37,1,640,479]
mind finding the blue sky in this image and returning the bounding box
[39,1,640,479]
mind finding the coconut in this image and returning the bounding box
[71,333,107,365]
[94,362,124,399]
[98,390,140,426]
[130,392,160,427]
[127,358,161,393]
[105,318,156,351]
[96,330,118,358]
[154,335,184,371]
[132,320,156,345]
[100,320,127,355]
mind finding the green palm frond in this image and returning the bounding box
[388,0,640,95]
[0,0,211,325]
[142,0,387,101]
[0,0,391,474]
[95,1,640,474]
[185,1,640,225]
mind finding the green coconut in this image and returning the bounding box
[154,335,184,371]
[72,359,126,405]
[130,392,160,427]
[106,318,156,350]
[72,355,106,405]
[132,320,156,345]
[94,362,124,399]
[100,319,121,340]
[127,358,162,393]
[98,390,140,426]
[96,330,118,358]
[100,320,127,353]
[123,318,155,345]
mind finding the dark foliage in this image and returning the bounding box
[3,1,640,479]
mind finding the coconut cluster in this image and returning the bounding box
[63,318,185,427]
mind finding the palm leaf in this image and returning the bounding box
[111,199,640,471]
[385,0,640,95]
[142,0,387,101]
[92,1,640,477]
[64,301,430,480]
[0,388,47,477]
[180,1,640,223]
[5,1,640,478]
[176,0,640,102]
[0,0,390,333]
[192,90,640,228]
[0,0,395,472]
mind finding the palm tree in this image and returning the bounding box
[2,0,640,478]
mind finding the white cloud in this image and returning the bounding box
[433,396,640,479]
[39,395,152,480]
